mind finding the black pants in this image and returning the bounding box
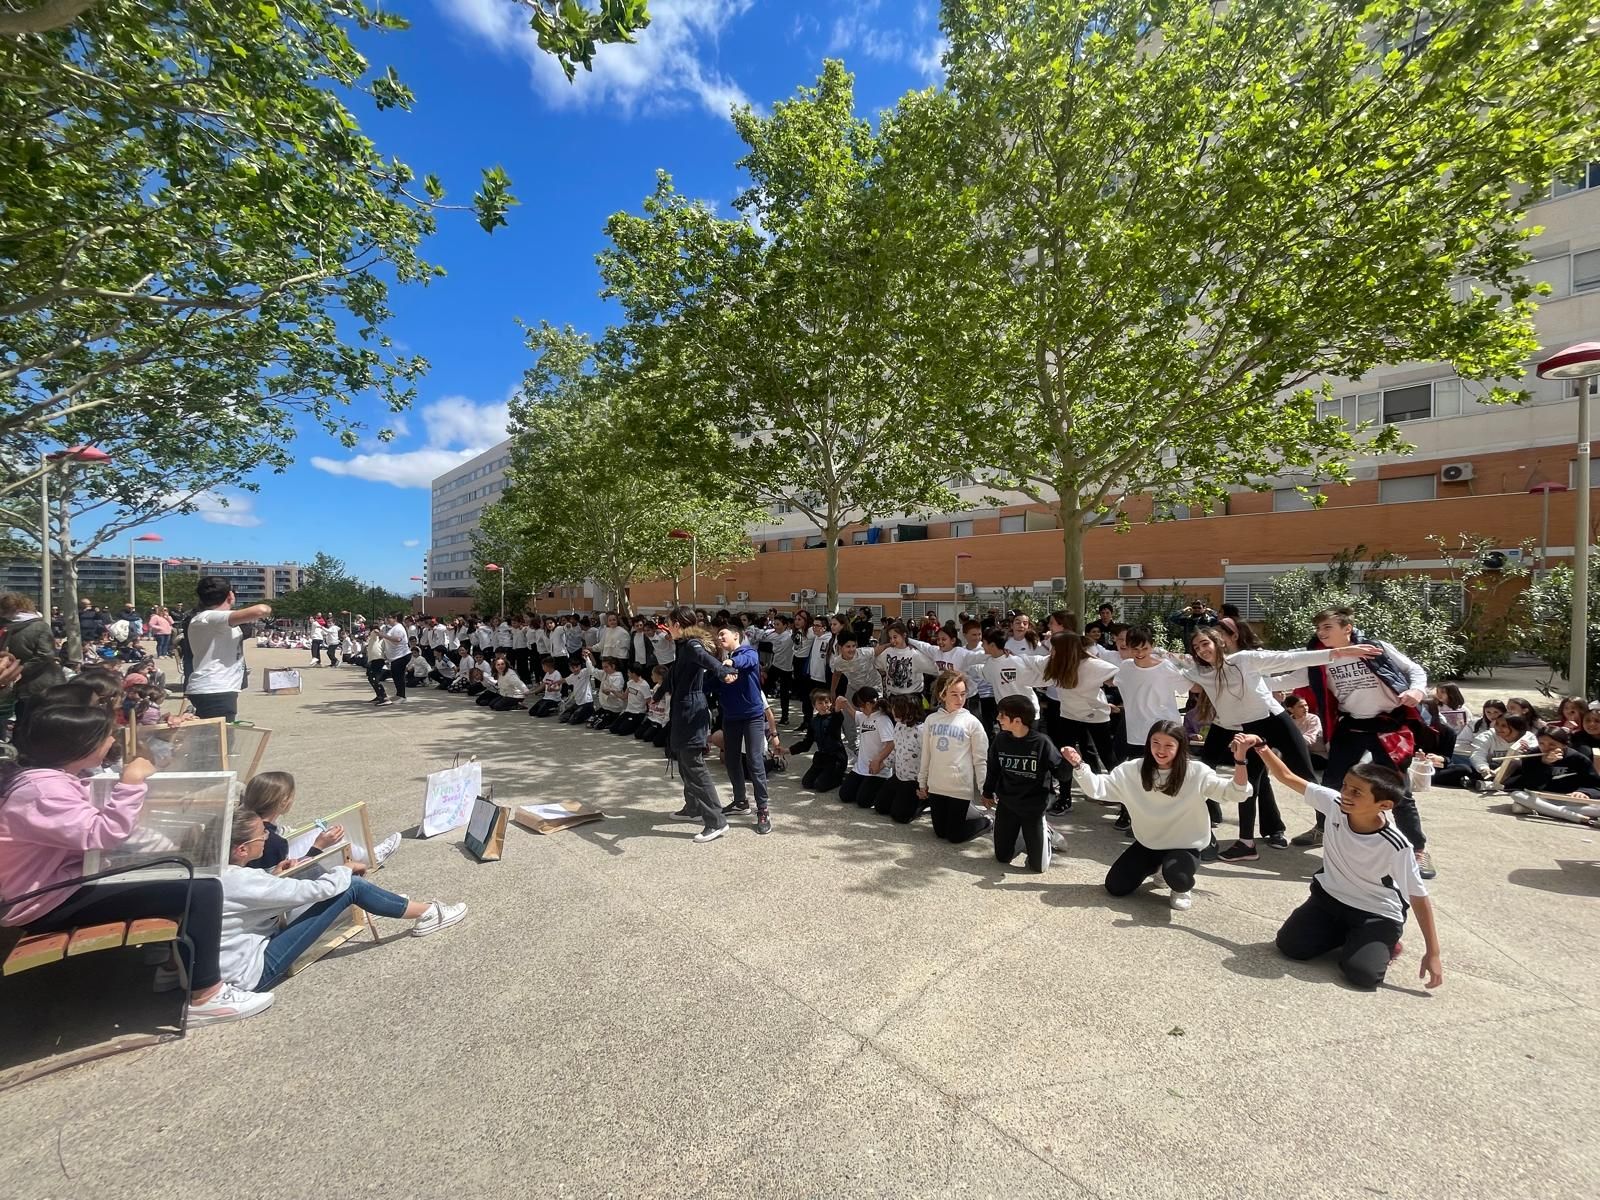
[367,662,389,701]
[647,721,671,746]
[421,646,437,668]
[772,667,795,722]
[1105,841,1201,896]
[560,702,593,724]
[802,751,847,793]
[674,746,723,831]
[1056,717,1119,801]
[842,773,887,810]
[887,778,925,823]
[611,712,643,736]
[530,698,560,718]
[26,877,224,991]
[793,666,814,724]
[310,641,327,664]
[475,690,496,707]
[1318,721,1426,850]
[929,792,990,842]
[489,694,522,712]
[388,654,410,699]
[965,694,998,733]
[1276,879,1403,990]
[590,708,619,729]
[188,690,238,721]
[511,649,532,681]
[994,802,1048,871]
[1200,711,1304,840]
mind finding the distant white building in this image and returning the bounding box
[426,439,511,599]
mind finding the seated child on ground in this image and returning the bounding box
[240,771,400,873]
[982,695,1074,872]
[530,657,565,718]
[838,687,894,810]
[793,688,847,794]
[220,810,465,993]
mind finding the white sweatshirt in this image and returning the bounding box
[494,668,529,701]
[220,863,354,990]
[876,644,935,695]
[1048,655,1120,723]
[1178,648,1333,729]
[1073,761,1250,851]
[980,652,1045,716]
[1115,657,1189,746]
[1469,728,1538,775]
[918,707,991,801]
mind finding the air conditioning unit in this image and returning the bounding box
[1440,462,1474,483]
[1117,563,1144,581]
[1050,577,1067,592]
[736,591,750,602]
[789,592,802,603]
[899,583,918,597]
[800,588,818,600]
[955,581,975,597]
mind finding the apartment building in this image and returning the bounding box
[1,557,303,606]
[628,168,1600,618]
[426,439,511,599]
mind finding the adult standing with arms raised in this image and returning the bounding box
[184,576,272,721]
[657,606,737,843]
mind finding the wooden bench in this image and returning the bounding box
[4,918,179,976]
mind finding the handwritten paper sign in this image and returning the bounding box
[421,760,481,838]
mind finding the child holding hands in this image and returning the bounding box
[1239,735,1443,991]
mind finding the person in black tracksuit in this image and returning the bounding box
[655,608,735,841]
[791,689,848,794]
[982,695,1073,872]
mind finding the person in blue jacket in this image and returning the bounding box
[655,607,738,843]
[715,625,777,835]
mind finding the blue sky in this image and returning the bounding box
[138,1,944,594]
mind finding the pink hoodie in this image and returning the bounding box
[0,770,146,925]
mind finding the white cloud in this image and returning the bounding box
[437,0,755,121]
[829,0,946,83]
[402,538,421,548]
[310,393,512,490]
[162,489,263,527]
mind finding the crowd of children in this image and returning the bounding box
[11,588,1594,1031]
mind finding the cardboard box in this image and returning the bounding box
[262,668,302,695]
[511,800,604,835]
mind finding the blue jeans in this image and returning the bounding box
[259,876,409,988]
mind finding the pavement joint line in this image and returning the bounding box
[531,806,1109,1199]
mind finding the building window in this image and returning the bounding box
[1272,487,1319,512]
[1382,383,1433,424]
[949,474,976,489]
[1379,475,1437,504]
[949,520,973,538]
[777,538,792,552]
[1357,391,1380,425]
[1550,162,1600,199]
[999,515,1026,534]
[1569,377,1600,400]
[1574,248,1600,293]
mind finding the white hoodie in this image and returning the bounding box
[220,863,354,990]
[917,707,990,801]
[1073,760,1249,851]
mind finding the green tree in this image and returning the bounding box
[881,0,1600,618]
[483,322,759,617]
[1521,555,1600,698]
[601,62,959,612]
[268,552,406,622]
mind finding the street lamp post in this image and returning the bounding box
[668,529,697,608]
[38,446,111,619]
[485,563,504,622]
[411,576,426,616]
[129,532,162,606]
[1536,342,1600,697]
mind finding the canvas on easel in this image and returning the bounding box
[280,844,378,978]
[83,771,237,880]
[283,801,380,871]
[126,717,229,774]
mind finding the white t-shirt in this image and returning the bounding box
[597,669,626,711]
[650,630,676,665]
[310,622,325,643]
[854,710,896,778]
[383,622,411,662]
[980,652,1043,716]
[646,693,670,725]
[568,664,595,706]
[185,608,244,695]
[539,670,564,700]
[625,678,652,714]
[877,645,933,695]
[1115,657,1188,746]
[1304,784,1426,923]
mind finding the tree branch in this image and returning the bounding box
[0,0,97,37]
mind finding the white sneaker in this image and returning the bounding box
[692,825,728,844]
[1170,891,1194,911]
[411,900,467,937]
[372,831,402,866]
[186,983,274,1027]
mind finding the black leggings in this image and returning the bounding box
[802,751,847,793]
[389,654,410,699]
[1200,710,1307,840]
[1276,879,1403,990]
[1105,841,1201,895]
[887,778,925,823]
[25,877,224,991]
[929,792,989,842]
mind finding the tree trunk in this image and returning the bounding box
[1058,497,1086,621]
[824,516,841,614]
[59,481,82,661]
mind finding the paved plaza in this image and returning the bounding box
[1,649,1597,1200]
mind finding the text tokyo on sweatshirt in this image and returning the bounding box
[982,729,1074,813]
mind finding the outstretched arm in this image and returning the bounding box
[1239,735,1310,795]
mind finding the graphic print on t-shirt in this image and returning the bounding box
[1324,658,1385,707]
[885,653,916,691]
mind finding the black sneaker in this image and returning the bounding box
[672,807,696,819]
[1217,841,1260,862]
[1048,798,1069,815]
[1416,850,1437,880]
[1200,838,1220,862]
[721,798,750,815]
[1264,831,1290,849]
[1113,812,1131,832]
[755,810,772,835]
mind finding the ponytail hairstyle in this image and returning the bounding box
[1219,616,1262,650]
[1046,609,1079,635]
[2,703,116,795]
[1139,719,1191,796]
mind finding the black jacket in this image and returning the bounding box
[656,635,726,753]
[1509,748,1600,795]
[78,607,106,641]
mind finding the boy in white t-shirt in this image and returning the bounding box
[559,649,597,725]
[1245,738,1443,991]
[529,657,565,718]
